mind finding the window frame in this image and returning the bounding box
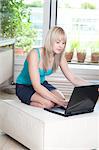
[50,0,99,65]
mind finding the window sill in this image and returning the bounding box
[68,63,99,70]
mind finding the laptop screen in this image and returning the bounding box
[65,84,99,115]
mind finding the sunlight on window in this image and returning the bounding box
[24,0,33,4]
[57,0,99,64]
[59,0,99,8]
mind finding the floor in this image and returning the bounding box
[0,89,29,150]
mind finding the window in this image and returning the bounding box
[28,3,44,46]
[0,0,99,64]
[56,0,99,64]
[0,0,45,53]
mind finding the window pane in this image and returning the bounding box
[29,1,44,47]
[0,0,44,53]
[57,0,99,63]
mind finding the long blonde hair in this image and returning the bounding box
[43,26,67,71]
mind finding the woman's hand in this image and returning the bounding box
[55,99,68,108]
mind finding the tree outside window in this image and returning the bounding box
[0,0,44,54]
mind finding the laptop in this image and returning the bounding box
[44,84,99,117]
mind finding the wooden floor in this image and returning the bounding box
[0,131,29,150]
[0,90,29,150]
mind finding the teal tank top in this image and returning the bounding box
[16,48,53,85]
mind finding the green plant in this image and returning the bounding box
[76,42,87,52]
[89,41,99,63]
[91,49,99,63]
[0,0,25,38]
[81,2,96,9]
[15,22,37,52]
[91,48,99,54]
[26,0,43,7]
[76,48,86,53]
[0,0,38,53]
[65,40,80,62]
[70,40,80,50]
[76,43,86,63]
[90,41,99,53]
[77,49,86,63]
[65,48,73,53]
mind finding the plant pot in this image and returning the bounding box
[91,53,99,63]
[15,48,24,55]
[65,52,73,62]
[77,52,86,63]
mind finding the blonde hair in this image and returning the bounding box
[43,26,67,71]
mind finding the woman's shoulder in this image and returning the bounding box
[30,47,44,57]
[27,47,44,61]
[29,47,44,54]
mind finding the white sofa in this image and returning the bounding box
[0,99,99,150]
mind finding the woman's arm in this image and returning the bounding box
[28,50,66,107]
[60,53,89,86]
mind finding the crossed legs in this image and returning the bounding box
[30,89,65,108]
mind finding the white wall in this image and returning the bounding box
[0,48,13,84]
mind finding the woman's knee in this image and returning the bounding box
[44,100,55,109]
[31,93,55,108]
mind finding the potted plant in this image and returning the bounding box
[65,49,74,62]
[75,42,86,63]
[0,0,37,55]
[15,22,37,55]
[91,48,99,63]
[0,0,38,55]
[65,40,79,62]
[76,48,86,63]
[90,41,99,63]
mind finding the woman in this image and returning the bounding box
[16,26,88,108]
